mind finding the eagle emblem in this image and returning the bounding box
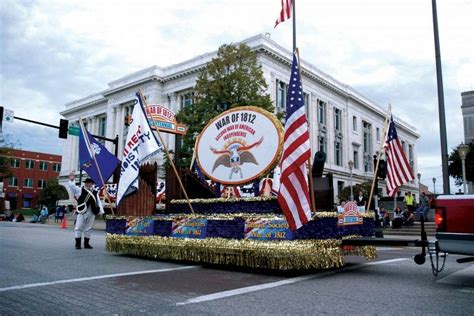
[210,137,263,179]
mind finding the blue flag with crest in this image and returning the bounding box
[79,122,120,188]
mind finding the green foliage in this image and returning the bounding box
[176,43,275,168]
[0,147,14,179]
[37,180,69,211]
[339,182,374,202]
[448,142,474,186]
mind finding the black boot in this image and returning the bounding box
[75,238,82,249]
[84,238,93,249]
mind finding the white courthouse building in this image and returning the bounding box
[59,34,420,200]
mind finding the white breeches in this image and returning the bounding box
[75,210,95,238]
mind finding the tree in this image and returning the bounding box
[0,147,13,179]
[448,142,474,186]
[176,43,275,168]
[37,180,69,211]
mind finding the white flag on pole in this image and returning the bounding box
[116,92,162,205]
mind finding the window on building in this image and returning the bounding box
[99,116,107,137]
[337,181,345,198]
[180,92,193,108]
[25,160,35,169]
[276,80,287,111]
[318,136,327,154]
[38,179,47,189]
[376,127,380,141]
[39,161,48,171]
[24,178,33,188]
[353,116,357,132]
[22,196,32,208]
[9,177,18,187]
[335,142,342,166]
[10,158,20,168]
[408,144,414,166]
[402,141,407,155]
[363,121,372,172]
[53,163,61,172]
[317,100,326,125]
[353,148,359,169]
[334,108,341,131]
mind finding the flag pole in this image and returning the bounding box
[189,151,195,170]
[292,0,296,52]
[366,104,391,212]
[138,90,195,214]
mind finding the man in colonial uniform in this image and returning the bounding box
[68,172,104,249]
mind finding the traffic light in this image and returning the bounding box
[59,119,69,139]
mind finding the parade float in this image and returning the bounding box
[105,99,376,270]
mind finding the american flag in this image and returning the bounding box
[384,115,414,196]
[275,0,292,28]
[277,52,312,230]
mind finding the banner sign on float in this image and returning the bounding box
[195,106,283,186]
[337,201,364,226]
[244,219,293,240]
[125,217,155,236]
[145,104,187,135]
[171,218,208,239]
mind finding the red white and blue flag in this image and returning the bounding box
[277,52,312,231]
[384,115,414,196]
[275,0,292,27]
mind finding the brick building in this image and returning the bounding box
[1,149,61,210]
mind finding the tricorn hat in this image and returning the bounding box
[83,178,95,184]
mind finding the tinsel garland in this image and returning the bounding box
[170,196,277,204]
[106,234,346,270]
[341,235,377,259]
[106,212,375,221]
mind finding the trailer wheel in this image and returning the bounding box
[414,254,426,265]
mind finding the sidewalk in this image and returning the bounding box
[23,215,106,231]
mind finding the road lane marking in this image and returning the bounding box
[176,258,408,306]
[376,247,404,251]
[0,266,198,292]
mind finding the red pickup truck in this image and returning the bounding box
[435,195,474,259]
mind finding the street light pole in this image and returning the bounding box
[348,160,354,202]
[457,143,470,194]
[432,177,436,195]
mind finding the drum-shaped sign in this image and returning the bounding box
[195,106,283,185]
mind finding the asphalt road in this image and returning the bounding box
[1,221,473,315]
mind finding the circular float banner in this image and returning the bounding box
[196,106,283,186]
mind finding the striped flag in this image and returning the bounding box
[384,116,415,196]
[277,52,312,231]
[275,0,292,27]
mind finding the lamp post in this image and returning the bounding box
[417,173,421,200]
[457,142,470,194]
[432,177,436,195]
[348,160,354,201]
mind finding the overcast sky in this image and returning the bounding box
[1,0,473,192]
